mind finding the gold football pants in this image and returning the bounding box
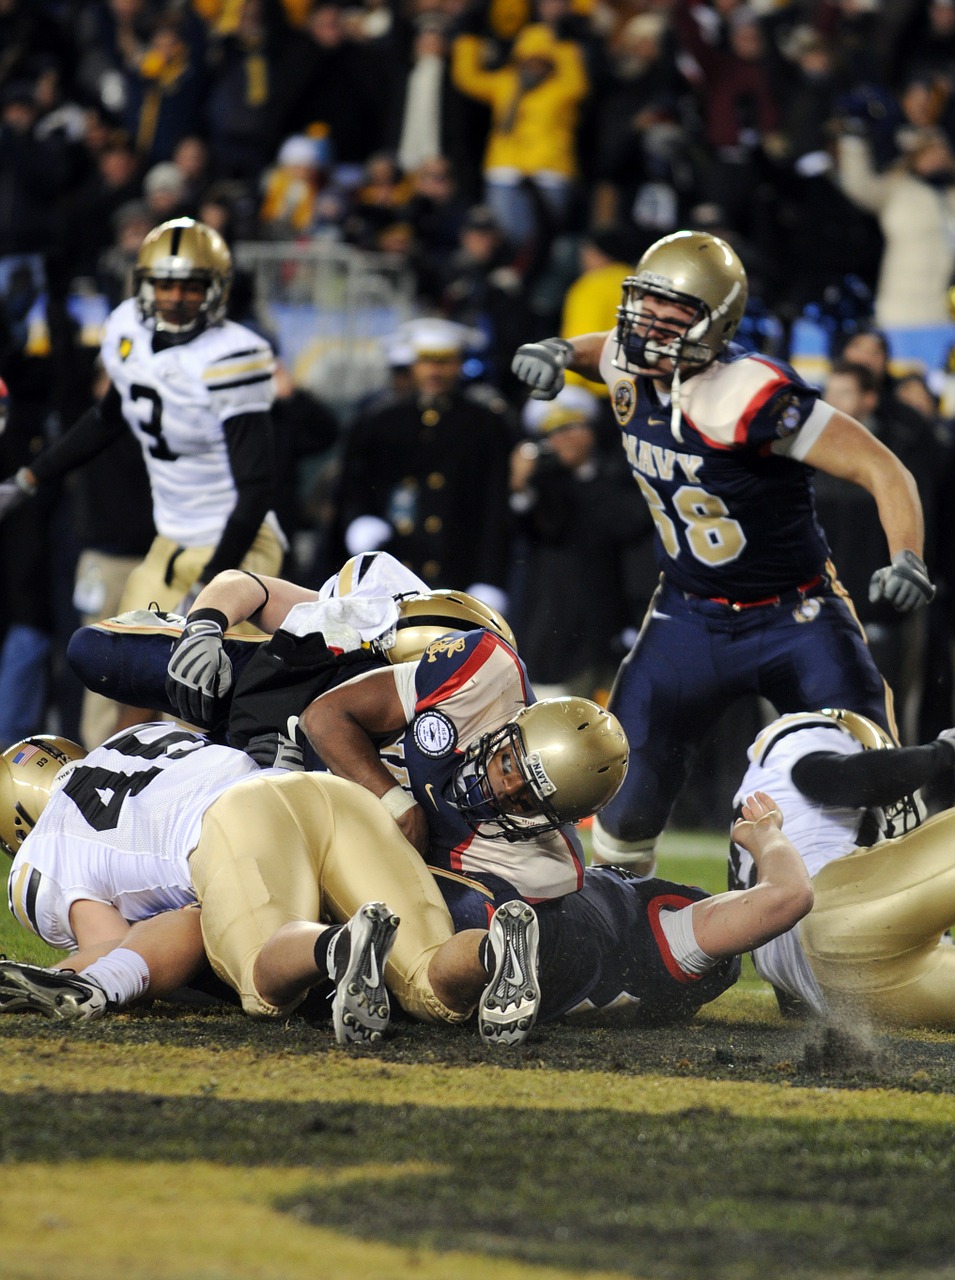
[187,770,459,1022]
[800,808,955,1027]
[118,524,284,632]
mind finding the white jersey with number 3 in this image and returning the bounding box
[100,298,277,546]
[6,724,277,951]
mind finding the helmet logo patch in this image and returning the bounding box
[424,635,467,662]
[413,710,457,758]
[611,379,636,426]
[524,750,557,797]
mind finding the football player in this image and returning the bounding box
[511,229,933,875]
[729,709,955,1028]
[0,219,285,621]
[0,725,494,1043]
[0,730,814,1045]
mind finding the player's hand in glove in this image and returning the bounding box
[245,729,305,771]
[0,468,37,522]
[165,609,233,726]
[511,338,575,400]
[868,550,936,613]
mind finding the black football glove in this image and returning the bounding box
[868,550,936,613]
[165,610,233,726]
[511,338,575,400]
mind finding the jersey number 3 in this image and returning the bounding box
[130,384,180,461]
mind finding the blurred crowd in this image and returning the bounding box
[4,0,955,818]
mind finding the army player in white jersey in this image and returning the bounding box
[730,708,955,1028]
[0,219,285,620]
[0,725,493,1043]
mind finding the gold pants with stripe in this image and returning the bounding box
[188,771,458,1022]
[118,524,284,634]
[801,808,955,1027]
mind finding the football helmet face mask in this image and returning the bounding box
[447,697,628,842]
[134,218,232,342]
[385,589,517,665]
[0,736,87,858]
[613,230,748,377]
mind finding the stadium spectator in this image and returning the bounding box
[327,318,515,605]
[450,19,590,253]
[834,124,955,327]
[508,385,651,700]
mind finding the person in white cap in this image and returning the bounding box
[328,317,515,613]
[510,386,650,700]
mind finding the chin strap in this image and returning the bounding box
[669,365,684,443]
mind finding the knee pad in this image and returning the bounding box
[590,817,657,878]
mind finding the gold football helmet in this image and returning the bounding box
[134,217,232,341]
[448,696,629,841]
[818,708,895,750]
[386,589,517,664]
[0,736,86,858]
[613,229,748,376]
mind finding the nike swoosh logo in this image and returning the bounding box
[650,611,671,621]
[425,782,439,809]
[364,946,380,987]
[502,942,524,987]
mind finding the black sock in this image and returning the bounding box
[313,925,345,979]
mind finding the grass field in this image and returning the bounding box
[3,829,955,1280]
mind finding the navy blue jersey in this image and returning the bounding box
[535,866,740,1024]
[382,628,585,925]
[600,343,833,600]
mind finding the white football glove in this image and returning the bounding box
[165,612,233,725]
[511,338,575,400]
[868,550,936,613]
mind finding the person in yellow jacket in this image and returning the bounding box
[451,22,589,249]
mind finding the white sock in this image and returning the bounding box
[79,948,151,1008]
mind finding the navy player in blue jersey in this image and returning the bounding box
[512,229,934,875]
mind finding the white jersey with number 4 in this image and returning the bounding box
[6,723,276,951]
[100,298,278,546]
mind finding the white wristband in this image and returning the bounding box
[380,785,417,819]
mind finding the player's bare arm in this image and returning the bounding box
[300,669,430,854]
[688,792,814,960]
[803,410,924,558]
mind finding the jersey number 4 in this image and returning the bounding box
[61,730,201,831]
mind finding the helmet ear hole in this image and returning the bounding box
[0,736,87,858]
